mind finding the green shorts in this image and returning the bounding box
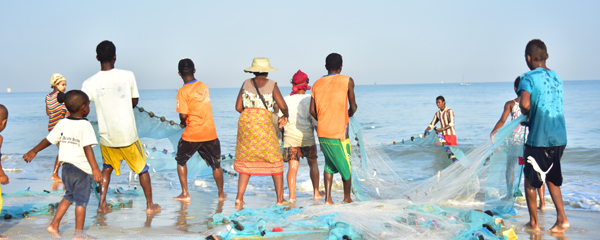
[319,137,352,181]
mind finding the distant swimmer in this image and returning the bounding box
[518,39,569,233]
[81,40,160,214]
[423,96,457,161]
[173,58,226,202]
[310,53,358,205]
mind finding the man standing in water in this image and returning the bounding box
[424,96,457,161]
[82,40,160,213]
[519,39,569,232]
[310,53,357,205]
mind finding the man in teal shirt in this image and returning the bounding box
[519,39,569,233]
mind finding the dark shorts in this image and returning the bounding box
[523,145,566,188]
[175,138,221,169]
[61,162,92,207]
[282,145,318,162]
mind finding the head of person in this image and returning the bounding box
[325,53,343,73]
[290,70,310,95]
[525,39,548,70]
[96,40,116,63]
[0,104,7,133]
[64,90,91,117]
[50,73,67,92]
[244,57,277,77]
[436,96,446,109]
[178,58,196,78]
[513,76,521,95]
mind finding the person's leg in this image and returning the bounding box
[524,178,540,231]
[138,171,161,213]
[47,199,71,237]
[73,206,87,236]
[272,174,285,204]
[97,166,113,213]
[287,160,299,201]
[212,168,227,201]
[547,181,569,232]
[324,171,334,205]
[173,164,190,201]
[236,173,250,205]
[51,155,61,182]
[538,184,546,211]
[306,157,323,199]
[342,176,353,204]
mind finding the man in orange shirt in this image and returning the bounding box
[174,58,226,201]
[310,53,358,205]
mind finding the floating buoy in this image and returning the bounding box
[160,116,166,122]
[139,107,144,112]
[169,120,175,125]
[149,112,155,117]
[4,214,12,220]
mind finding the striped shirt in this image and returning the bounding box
[46,91,67,131]
[428,107,456,136]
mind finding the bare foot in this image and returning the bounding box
[74,230,95,240]
[47,225,61,238]
[313,191,325,199]
[50,174,62,182]
[525,221,541,231]
[145,204,161,214]
[288,198,297,203]
[97,204,114,213]
[325,200,334,205]
[218,193,228,201]
[342,199,353,204]
[173,193,191,202]
[235,199,245,205]
[0,235,7,239]
[539,203,546,212]
[549,220,570,233]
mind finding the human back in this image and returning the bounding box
[312,74,350,140]
[177,80,217,142]
[82,68,139,147]
[282,94,316,147]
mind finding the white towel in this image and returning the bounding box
[527,156,553,184]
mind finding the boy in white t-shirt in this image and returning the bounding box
[24,90,102,239]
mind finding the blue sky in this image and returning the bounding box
[1,1,599,92]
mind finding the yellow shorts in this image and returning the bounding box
[0,185,3,214]
[100,139,147,176]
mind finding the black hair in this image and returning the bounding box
[525,39,547,62]
[436,96,445,102]
[64,90,90,113]
[57,91,66,104]
[325,53,343,71]
[514,76,521,90]
[0,104,7,121]
[96,40,116,63]
[253,72,268,77]
[178,58,195,76]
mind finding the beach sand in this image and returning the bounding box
[0,177,598,239]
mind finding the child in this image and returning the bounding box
[0,104,10,239]
[173,58,226,201]
[47,73,68,182]
[490,77,545,211]
[281,70,323,201]
[23,90,102,239]
[518,39,569,232]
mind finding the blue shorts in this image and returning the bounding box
[62,162,92,207]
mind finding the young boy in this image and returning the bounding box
[0,104,10,240]
[173,58,226,201]
[424,96,457,145]
[23,90,102,238]
[518,39,569,232]
[310,53,358,205]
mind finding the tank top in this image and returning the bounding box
[311,74,350,141]
[241,78,276,112]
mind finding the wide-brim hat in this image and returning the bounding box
[244,57,277,73]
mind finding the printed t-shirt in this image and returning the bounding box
[81,69,140,147]
[46,91,67,131]
[46,118,98,174]
[176,80,218,142]
[278,94,317,148]
[311,74,350,141]
[518,68,567,147]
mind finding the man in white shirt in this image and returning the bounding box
[82,40,160,213]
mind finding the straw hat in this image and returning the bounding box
[50,73,66,87]
[244,57,277,73]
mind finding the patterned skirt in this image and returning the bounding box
[234,108,284,176]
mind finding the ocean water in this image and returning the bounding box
[0,80,598,237]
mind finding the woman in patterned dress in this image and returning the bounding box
[46,73,68,182]
[234,57,289,206]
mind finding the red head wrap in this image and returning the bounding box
[291,70,310,96]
